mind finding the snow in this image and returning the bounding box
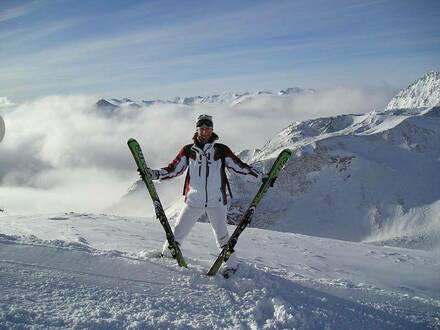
[385,71,440,111]
[1,213,439,329]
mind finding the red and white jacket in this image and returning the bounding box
[156,142,262,207]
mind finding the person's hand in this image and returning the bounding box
[137,168,159,180]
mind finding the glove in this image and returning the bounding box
[137,168,159,180]
[262,175,276,187]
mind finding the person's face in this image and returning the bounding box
[197,126,213,141]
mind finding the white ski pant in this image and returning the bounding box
[162,204,238,268]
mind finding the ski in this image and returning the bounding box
[127,138,187,268]
[207,149,292,276]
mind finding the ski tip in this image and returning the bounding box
[282,148,292,155]
[127,138,137,144]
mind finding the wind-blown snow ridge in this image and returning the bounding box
[385,71,440,111]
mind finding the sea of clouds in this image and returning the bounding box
[0,86,394,215]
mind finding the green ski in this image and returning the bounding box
[127,138,187,268]
[207,149,292,276]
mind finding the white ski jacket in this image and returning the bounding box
[157,141,262,207]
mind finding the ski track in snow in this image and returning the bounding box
[1,214,439,329]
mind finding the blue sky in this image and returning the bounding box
[1,0,440,101]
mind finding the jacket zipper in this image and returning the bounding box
[205,152,210,207]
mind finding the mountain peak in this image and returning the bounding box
[422,70,440,79]
[278,87,316,96]
[385,71,440,111]
[96,99,118,109]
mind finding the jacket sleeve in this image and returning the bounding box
[156,146,188,180]
[223,145,263,180]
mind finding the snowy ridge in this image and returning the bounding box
[172,92,249,105]
[385,71,440,110]
[227,107,440,248]
[0,213,439,328]
[95,87,314,109]
[222,73,440,247]
[278,87,316,96]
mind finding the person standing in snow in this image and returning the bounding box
[144,114,264,276]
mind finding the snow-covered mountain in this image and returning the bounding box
[116,72,440,250]
[172,92,249,105]
[227,73,440,248]
[385,71,440,111]
[278,87,316,96]
[232,106,440,247]
[95,87,315,110]
[110,98,141,108]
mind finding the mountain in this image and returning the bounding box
[229,107,440,247]
[228,73,440,247]
[385,71,440,111]
[278,87,316,96]
[95,87,314,109]
[226,72,440,248]
[96,98,140,109]
[110,98,141,108]
[96,98,118,109]
[172,92,249,105]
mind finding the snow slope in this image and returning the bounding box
[229,107,440,248]
[0,213,439,329]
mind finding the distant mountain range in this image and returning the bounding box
[97,71,440,112]
[110,71,440,250]
[96,87,317,109]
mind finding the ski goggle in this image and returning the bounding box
[196,118,213,128]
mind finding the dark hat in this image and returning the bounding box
[196,114,213,128]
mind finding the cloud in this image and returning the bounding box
[0,1,40,23]
[0,86,394,215]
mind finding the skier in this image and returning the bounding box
[143,114,264,276]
